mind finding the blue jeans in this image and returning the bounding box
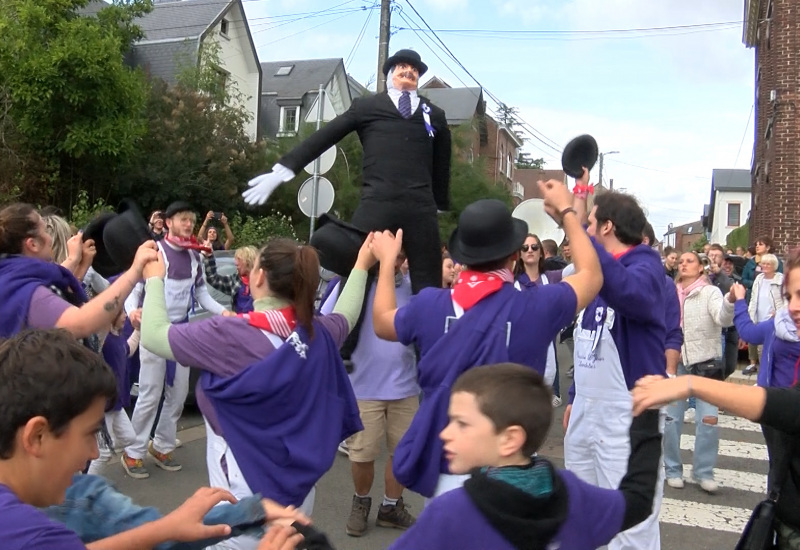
[663,363,719,481]
[44,475,266,549]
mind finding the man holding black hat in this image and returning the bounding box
[367,181,604,500]
[122,201,225,479]
[244,49,450,294]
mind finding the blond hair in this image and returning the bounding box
[43,214,75,264]
[234,246,258,272]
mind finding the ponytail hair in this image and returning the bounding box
[258,238,320,338]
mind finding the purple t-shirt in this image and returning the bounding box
[389,470,625,550]
[168,313,349,435]
[25,286,72,329]
[321,280,419,400]
[395,282,577,375]
[0,484,85,550]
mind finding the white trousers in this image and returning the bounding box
[564,396,665,550]
[204,420,315,550]
[125,346,190,459]
[87,409,137,474]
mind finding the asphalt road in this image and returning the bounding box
[97,343,764,549]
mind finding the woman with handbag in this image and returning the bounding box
[663,251,734,493]
[634,248,800,549]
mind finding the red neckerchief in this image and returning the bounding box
[452,269,514,311]
[240,275,250,296]
[240,306,296,339]
[165,234,212,255]
[612,246,635,260]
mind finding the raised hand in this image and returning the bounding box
[243,165,295,206]
[370,229,404,265]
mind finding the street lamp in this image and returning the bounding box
[598,150,619,190]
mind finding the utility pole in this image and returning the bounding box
[376,0,391,93]
[598,150,619,189]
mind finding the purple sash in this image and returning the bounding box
[393,286,516,497]
[199,321,362,507]
[0,255,87,337]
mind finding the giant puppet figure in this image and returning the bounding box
[244,49,451,293]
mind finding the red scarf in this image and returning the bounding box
[165,234,212,255]
[240,275,250,296]
[241,306,296,339]
[452,269,514,311]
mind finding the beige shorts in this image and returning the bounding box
[346,396,419,463]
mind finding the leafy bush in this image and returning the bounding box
[228,211,298,248]
[69,189,114,229]
[726,221,749,251]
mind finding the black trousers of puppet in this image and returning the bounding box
[351,198,441,294]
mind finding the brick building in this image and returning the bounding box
[419,79,525,203]
[663,220,705,252]
[743,0,800,254]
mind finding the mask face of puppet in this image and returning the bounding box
[392,63,419,91]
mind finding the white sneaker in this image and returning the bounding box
[666,477,685,489]
[699,479,718,493]
[684,408,695,423]
[338,441,350,457]
[552,395,563,408]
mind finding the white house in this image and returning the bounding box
[125,0,262,140]
[705,168,752,245]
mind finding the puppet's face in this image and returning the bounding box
[392,63,419,91]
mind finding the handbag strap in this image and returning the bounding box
[769,434,795,502]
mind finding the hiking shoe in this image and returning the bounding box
[376,497,416,530]
[121,453,149,479]
[552,395,563,408]
[346,495,371,537]
[148,442,182,471]
[743,364,758,376]
[666,477,684,489]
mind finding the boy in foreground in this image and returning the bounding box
[0,329,305,550]
[389,363,662,550]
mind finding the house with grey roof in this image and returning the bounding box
[124,0,261,139]
[704,168,752,245]
[260,58,352,139]
[420,79,524,201]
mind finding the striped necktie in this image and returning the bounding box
[398,91,412,118]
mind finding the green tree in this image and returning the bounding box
[726,221,749,251]
[691,235,709,253]
[0,0,151,206]
[115,39,269,215]
[515,152,545,169]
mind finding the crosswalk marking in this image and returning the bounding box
[660,498,750,533]
[682,465,767,494]
[681,434,768,461]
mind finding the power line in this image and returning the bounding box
[344,2,377,69]
[259,10,369,45]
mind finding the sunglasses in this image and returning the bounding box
[521,244,540,252]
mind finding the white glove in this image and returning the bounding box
[242,164,295,205]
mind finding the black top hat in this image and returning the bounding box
[383,49,428,77]
[83,201,151,278]
[165,201,193,219]
[561,134,599,179]
[309,214,368,278]
[448,199,528,266]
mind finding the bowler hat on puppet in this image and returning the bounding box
[310,214,368,278]
[561,134,599,179]
[83,200,151,278]
[448,199,528,266]
[383,49,428,77]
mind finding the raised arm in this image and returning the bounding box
[731,282,772,344]
[55,243,157,339]
[332,235,377,332]
[221,214,234,250]
[539,177,603,313]
[371,229,405,341]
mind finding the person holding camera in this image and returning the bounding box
[198,211,234,251]
[662,250,734,494]
[149,211,166,241]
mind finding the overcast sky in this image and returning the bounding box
[242,0,753,240]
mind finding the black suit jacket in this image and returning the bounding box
[279,93,451,210]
